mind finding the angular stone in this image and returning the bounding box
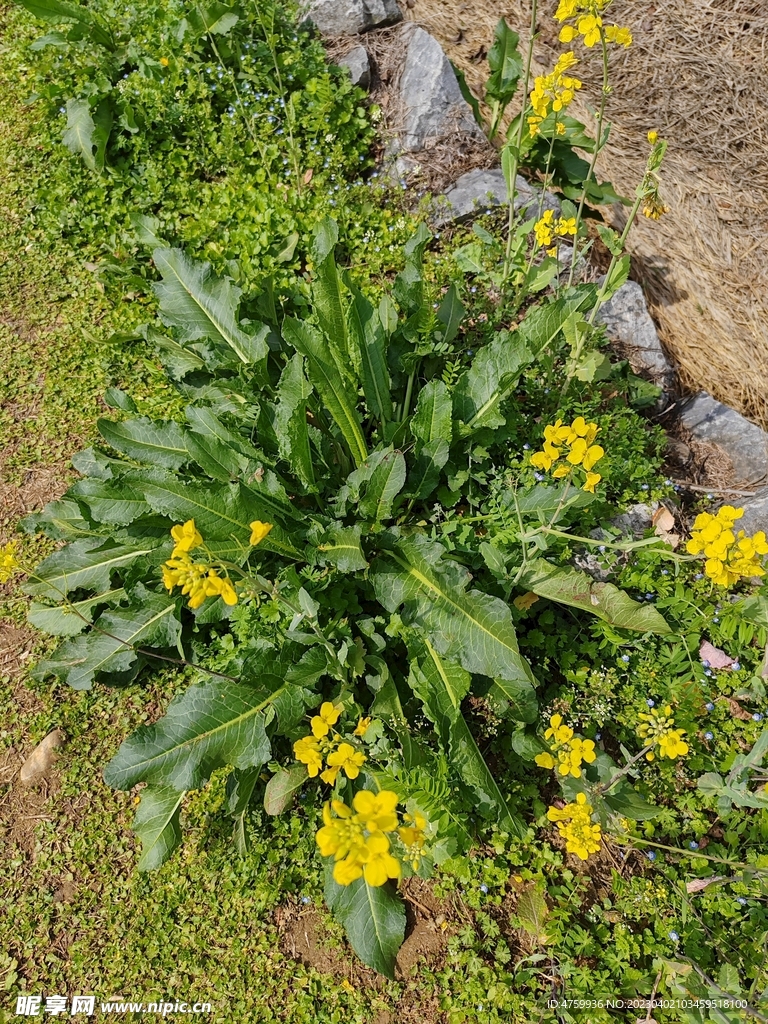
[679,392,768,487]
[430,168,560,227]
[398,27,485,153]
[338,44,371,88]
[737,486,768,536]
[597,280,674,388]
[19,729,66,786]
[301,0,402,35]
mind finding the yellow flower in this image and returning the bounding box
[294,736,324,777]
[204,570,238,605]
[647,130,658,145]
[547,793,601,860]
[311,702,341,739]
[538,714,596,778]
[352,790,399,832]
[638,704,688,760]
[687,506,767,586]
[398,810,428,870]
[249,520,273,546]
[556,216,577,237]
[160,56,169,66]
[359,833,401,886]
[316,792,403,887]
[534,209,555,248]
[354,716,372,738]
[325,742,366,780]
[582,471,602,493]
[170,519,203,556]
[0,541,20,583]
[530,417,603,491]
[535,751,556,770]
[604,24,632,47]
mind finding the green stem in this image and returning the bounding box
[502,0,538,285]
[566,31,610,289]
[585,192,643,328]
[598,745,652,794]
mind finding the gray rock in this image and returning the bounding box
[736,487,768,536]
[338,44,371,88]
[301,0,402,35]
[19,729,66,786]
[610,502,658,537]
[679,392,768,487]
[597,280,674,388]
[430,168,560,227]
[398,27,485,153]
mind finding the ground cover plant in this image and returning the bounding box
[2,0,768,1020]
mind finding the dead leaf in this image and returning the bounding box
[686,875,725,894]
[513,592,540,612]
[727,696,752,721]
[653,506,679,548]
[302,168,313,185]
[700,639,737,670]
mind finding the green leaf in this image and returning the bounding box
[186,2,239,35]
[104,679,280,791]
[16,0,113,45]
[28,588,126,637]
[283,317,368,467]
[519,561,672,634]
[515,885,550,944]
[142,478,301,559]
[153,248,268,367]
[25,538,154,599]
[70,478,151,525]
[33,588,180,690]
[436,285,465,344]
[133,785,185,871]
[275,354,315,492]
[22,497,96,540]
[310,218,354,378]
[411,380,452,445]
[264,764,307,815]
[226,766,261,854]
[98,416,188,470]
[325,874,405,979]
[185,431,249,482]
[487,19,523,105]
[451,61,483,128]
[409,638,525,837]
[150,327,206,379]
[514,481,595,520]
[484,675,538,723]
[373,534,537,688]
[315,524,369,572]
[349,288,393,424]
[358,450,406,521]
[602,254,631,301]
[62,99,97,170]
[405,438,450,501]
[453,329,533,430]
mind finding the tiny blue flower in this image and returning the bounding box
[664,478,673,485]
[712,615,719,622]
[736,897,747,906]
[523,443,531,450]
[480,884,488,894]
[695,573,704,580]
[301,895,311,904]
[732,661,740,670]
[534,472,545,482]
[595,732,601,740]
[753,713,764,722]
[471,286,477,293]
[689,841,699,850]
[704,731,713,740]
[702,659,710,667]
[661,569,669,575]
[621,654,630,663]
[674,484,681,491]
[669,930,679,942]
[704,669,712,677]
[646,698,655,707]
[705,702,714,711]
[646,851,656,861]
[706,493,713,500]
[641,484,649,491]
[645,593,654,600]
[599,545,606,553]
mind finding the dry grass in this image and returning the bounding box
[403,0,768,424]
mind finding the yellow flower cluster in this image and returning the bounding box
[637,705,689,761]
[555,0,632,49]
[533,210,578,248]
[528,51,582,137]
[162,518,272,610]
[530,416,605,493]
[547,793,602,860]
[317,791,428,887]
[293,703,368,785]
[535,714,597,778]
[0,541,20,583]
[685,506,768,587]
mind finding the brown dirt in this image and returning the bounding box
[403,0,768,426]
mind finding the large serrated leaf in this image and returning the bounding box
[133,785,185,871]
[16,0,113,45]
[62,99,97,169]
[28,588,126,637]
[153,248,268,366]
[325,872,405,980]
[70,478,151,525]
[372,534,536,687]
[520,561,672,634]
[275,353,315,491]
[404,438,449,501]
[408,639,525,837]
[486,18,523,104]
[185,431,249,482]
[411,380,452,445]
[104,679,280,791]
[264,764,307,815]
[310,218,355,378]
[513,481,595,519]
[283,317,368,467]
[25,538,154,599]
[98,416,188,470]
[315,524,368,572]
[349,288,393,424]
[32,588,181,690]
[358,450,406,521]
[21,497,95,540]
[453,329,532,430]
[436,284,465,344]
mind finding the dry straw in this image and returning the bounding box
[404,0,768,424]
